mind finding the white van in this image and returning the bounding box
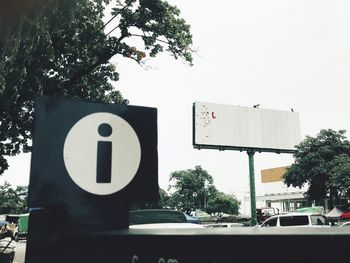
[259,213,330,227]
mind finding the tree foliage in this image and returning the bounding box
[283,129,350,203]
[131,188,169,210]
[0,0,193,175]
[206,192,240,216]
[0,182,27,214]
[167,166,218,214]
[330,154,350,199]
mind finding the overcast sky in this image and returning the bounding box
[2,0,350,200]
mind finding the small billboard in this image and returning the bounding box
[193,102,301,153]
[261,166,289,183]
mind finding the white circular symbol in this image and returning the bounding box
[63,112,141,195]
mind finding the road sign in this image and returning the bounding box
[28,96,158,208]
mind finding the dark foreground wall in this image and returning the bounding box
[26,227,350,263]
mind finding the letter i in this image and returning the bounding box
[96,123,113,183]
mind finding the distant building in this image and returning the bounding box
[241,166,308,216]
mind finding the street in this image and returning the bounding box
[13,240,26,263]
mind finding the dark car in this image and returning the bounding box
[129,209,188,225]
[129,209,203,229]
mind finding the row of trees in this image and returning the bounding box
[133,166,241,216]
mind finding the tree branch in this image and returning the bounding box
[61,35,126,90]
[130,33,170,45]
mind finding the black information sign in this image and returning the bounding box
[29,96,158,208]
[26,97,159,263]
[26,96,159,260]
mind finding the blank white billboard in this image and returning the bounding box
[193,102,301,153]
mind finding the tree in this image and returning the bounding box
[205,192,240,216]
[0,0,193,175]
[283,129,350,205]
[0,182,27,214]
[131,188,169,210]
[330,154,350,199]
[167,166,218,214]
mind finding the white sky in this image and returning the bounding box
[2,0,350,201]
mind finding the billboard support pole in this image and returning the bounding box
[247,150,257,226]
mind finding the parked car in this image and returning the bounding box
[339,221,350,227]
[190,210,218,222]
[204,223,244,228]
[256,207,279,224]
[129,209,204,229]
[130,222,204,229]
[259,213,330,227]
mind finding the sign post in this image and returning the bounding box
[247,150,257,226]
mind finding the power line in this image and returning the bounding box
[98,0,134,34]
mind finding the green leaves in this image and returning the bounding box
[168,166,217,213]
[0,0,194,175]
[112,0,193,64]
[206,192,240,216]
[166,165,240,215]
[0,182,27,214]
[331,155,350,198]
[283,129,350,202]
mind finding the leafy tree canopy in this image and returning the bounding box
[131,188,169,210]
[167,165,218,214]
[0,182,27,214]
[283,129,350,203]
[206,192,240,216]
[0,0,193,175]
[330,154,350,199]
